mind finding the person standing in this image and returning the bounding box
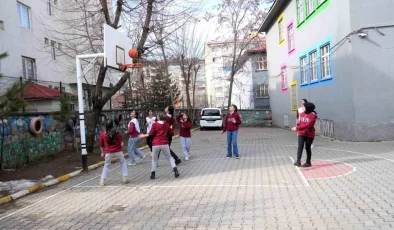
[99,119,128,186]
[139,112,180,179]
[296,99,314,148]
[145,109,156,155]
[291,102,317,167]
[125,110,146,165]
[221,104,242,159]
[176,111,192,161]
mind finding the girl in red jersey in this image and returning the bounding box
[157,105,182,165]
[291,102,317,167]
[139,112,180,179]
[176,111,192,161]
[99,119,128,187]
[221,104,242,159]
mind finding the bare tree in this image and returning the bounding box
[148,0,205,107]
[39,0,154,152]
[192,61,202,108]
[216,0,272,108]
[161,18,206,113]
[39,0,205,152]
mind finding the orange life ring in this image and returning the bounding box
[30,117,43,135]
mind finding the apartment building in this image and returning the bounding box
[259,0,394,141]
[204,37,266,109]
[0,0,114,112]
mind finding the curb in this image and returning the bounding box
[0,128,199,205]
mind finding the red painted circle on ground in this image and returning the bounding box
[300,160,355,179]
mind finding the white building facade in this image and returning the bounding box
[204,38,265,109]
[0,0,114,112]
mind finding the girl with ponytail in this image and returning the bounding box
[99,119,128,186]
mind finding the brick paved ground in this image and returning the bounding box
[1,127,394,230]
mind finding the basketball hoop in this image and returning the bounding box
[119,63,144,72]
[75,24,143,171]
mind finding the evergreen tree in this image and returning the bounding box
[0,52,29,116]
[146,66,180,108]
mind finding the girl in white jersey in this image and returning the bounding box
[145,109,156,154]
[296,99,308,124]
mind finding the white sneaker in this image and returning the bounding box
[311,144,314,148]
[140,155,146,162]
[127,162,136,166]
[185,157,189,161]
[100,179,105,187]
[123,177,128,184]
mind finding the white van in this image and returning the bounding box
[200,108,223,130]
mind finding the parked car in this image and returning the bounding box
[199,108,223,130]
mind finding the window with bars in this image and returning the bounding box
[288,24,294,52]
[51,41,56,60]
[309,50,317,81]
[47,0,52,15]
[278,18,284,42]
[255,56,267,70]
[281,66,287,90]
[256,84,269,98]
[296,0,304,23]
[17,2,30,28]
[291,82,298,111]
[300,56,307,84]
[320,44,330,78]
[306,0,314,16]
[22,56,37,80]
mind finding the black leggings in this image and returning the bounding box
[158,135,179,160]
[147,136,153,152]
[296,135,314,163]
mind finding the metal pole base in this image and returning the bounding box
[82,155,88,172]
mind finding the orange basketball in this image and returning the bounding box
[128,48,138,58]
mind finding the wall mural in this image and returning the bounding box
[1,115,63,168]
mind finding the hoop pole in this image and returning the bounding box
[76,53,104,172]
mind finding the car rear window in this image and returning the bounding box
[202,109,221,116]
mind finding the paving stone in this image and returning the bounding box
[1,128,394,229]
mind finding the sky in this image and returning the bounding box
[194,0,273,43]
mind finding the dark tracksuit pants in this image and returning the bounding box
[147,136,153,152]
[296,135,314,163]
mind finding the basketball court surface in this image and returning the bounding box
[1,128,394,230]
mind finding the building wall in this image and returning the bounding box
[250,52,269,109]
[348,0,394,141]
[265,0,358,140]
[0,0,115,111]
[25,100,60,113]
[0,0,71,85]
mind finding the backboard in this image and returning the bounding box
[103,24,133,70]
